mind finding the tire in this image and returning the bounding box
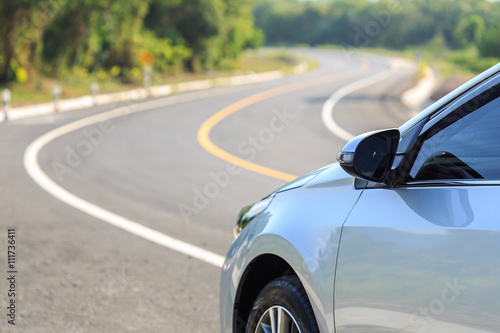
[245,276,319,333]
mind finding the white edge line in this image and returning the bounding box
[23,97,225,268]
[322,62,400,141]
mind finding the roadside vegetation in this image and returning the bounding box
[1,0,264,83]
[0,0,268,105]
[2,0,498,106]
[3,49,309,107]
[254,0,500,78]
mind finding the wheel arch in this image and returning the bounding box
[232,254,302,332]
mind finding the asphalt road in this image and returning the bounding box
[0,49,416,332]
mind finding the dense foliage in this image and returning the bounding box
[0,0,264,83]
[255,0,500,70]
[2,0,500,85]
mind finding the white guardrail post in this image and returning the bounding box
[143,65,152,97]
[2,88,11,121]
[53,84,61,112]
[90,82,99,106]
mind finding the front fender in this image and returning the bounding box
[221,164,363,332]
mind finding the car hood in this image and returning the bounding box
[270,162,355,196]
[266,163,336,197]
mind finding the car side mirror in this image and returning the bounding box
[337,129,400,183]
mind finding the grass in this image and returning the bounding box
[359,47,498,80]
[8,44,493,108]
[2,74,140,107]
[1,49,315,107]
[286,42,500,80]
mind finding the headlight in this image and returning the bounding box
[234,195,274,238]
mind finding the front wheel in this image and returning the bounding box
[245,276,319,333]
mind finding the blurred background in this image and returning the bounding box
[1,0,499,106]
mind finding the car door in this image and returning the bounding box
[334,73,500,332]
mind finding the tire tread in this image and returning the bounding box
[246,275,319,333]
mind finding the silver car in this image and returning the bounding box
[220,64,500,333]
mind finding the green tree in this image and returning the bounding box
[453,15,485,48]
[145,0,224,71]
[480,24,500,58]
[145,0,262,72]
[0,0,65,83]
[42,0,150,76]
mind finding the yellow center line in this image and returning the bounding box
[197,68,365,182]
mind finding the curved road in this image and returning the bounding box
[1,49,416,332]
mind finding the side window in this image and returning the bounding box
[410,83,500,181]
